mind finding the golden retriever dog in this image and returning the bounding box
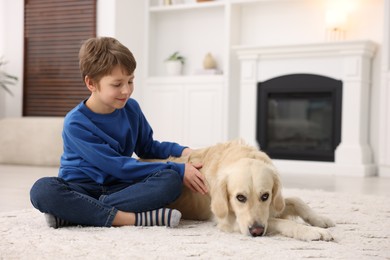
[143,140,334,241]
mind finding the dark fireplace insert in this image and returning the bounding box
[256,74,342,162]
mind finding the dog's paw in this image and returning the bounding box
[307,215,335,228]
[216,221,235,233]
[295,226,334,241]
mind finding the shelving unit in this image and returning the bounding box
[142,0,308,148]
[149,1,225,12]
[143,0,236,148]
[146,2,227,78]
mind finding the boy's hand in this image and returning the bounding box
[183,162,208,195]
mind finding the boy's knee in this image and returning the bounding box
[30,177,63,210]
[31,177,55,194]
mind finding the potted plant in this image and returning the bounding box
[0,58,17,96]
[165,51,185,76]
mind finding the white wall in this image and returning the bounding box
[96,0,145,102]
[0,0,5,118]
[0,0,4,54]
[0,0,24,117]
[114,0,145,103]
[378,0,390,177]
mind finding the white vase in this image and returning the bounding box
[165,60,183,76]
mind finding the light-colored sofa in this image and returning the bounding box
[0,117,64,167]
[0,117,64,211]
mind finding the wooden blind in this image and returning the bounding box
[24,0,96,116]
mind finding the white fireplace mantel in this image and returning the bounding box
[235,41,377,176]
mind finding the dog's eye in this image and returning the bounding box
[236,194,247,203]
[260,193,269,202]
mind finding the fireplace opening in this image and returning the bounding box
[256,74,342,162]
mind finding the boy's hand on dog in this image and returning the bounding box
[184,162,208,195]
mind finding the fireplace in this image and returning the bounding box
[235,41,377,176]
[256,74,342,162]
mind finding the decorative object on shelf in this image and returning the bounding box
[0,58,17,96]
[162,0,172,6]
[194,52,222,75]
[165,51,185,76]
[203,52,217,69]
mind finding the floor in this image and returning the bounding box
[1,165,389,213]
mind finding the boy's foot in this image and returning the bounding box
[44,213,72,229]
[135,208,182,228]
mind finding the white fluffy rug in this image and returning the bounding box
[1,188,389,259]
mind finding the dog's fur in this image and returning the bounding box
[143,140,334,241]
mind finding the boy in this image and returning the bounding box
[30,37,208,228]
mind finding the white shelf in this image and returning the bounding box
[149,0,302,12]
[146,75,224,84]
[229,0,301,5]
[146,2,226,78]
[149,1,225,12]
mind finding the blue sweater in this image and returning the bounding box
[59,99,186,184]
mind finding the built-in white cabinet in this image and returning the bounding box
[142,76,225,148]
[143,0,237,148]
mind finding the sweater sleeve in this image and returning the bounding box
[63,120,185,182]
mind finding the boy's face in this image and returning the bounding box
[86,65,134,114]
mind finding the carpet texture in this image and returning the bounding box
[1,188,389,259]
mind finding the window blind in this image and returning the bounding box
[24,0,96,116]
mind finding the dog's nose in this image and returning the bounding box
[249,224,265,237]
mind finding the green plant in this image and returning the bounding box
[0,58,18,96]
[165,51,185,65]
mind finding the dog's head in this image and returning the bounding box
[210,158,285,237]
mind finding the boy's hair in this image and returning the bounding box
[79,37,136,82]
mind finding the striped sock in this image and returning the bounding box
[135,208,182,228]
[44,213,72,229]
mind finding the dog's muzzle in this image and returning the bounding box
[249,223,265,237]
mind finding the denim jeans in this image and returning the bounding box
[30,169,182,227]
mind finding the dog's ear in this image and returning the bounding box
[210,174,229,219]
[271,169,285,213]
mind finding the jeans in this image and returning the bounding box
[30,169,182,227]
